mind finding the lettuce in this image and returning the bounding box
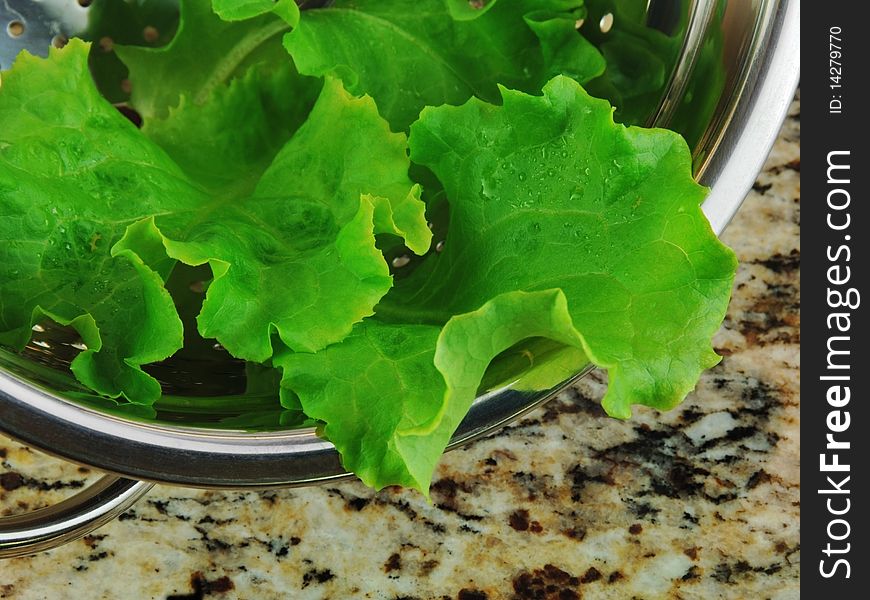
[115,0,293,120]
[0,0,737,494]
[276,78,736,491]
[283,0,605,130]
[0,40,429,399]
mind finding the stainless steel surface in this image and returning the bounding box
[0,0,800,556]
[0,476,153,559]
[697,0,800,233]
[0,0,90,69]
[649,0,721,128]
[0,354,596,489]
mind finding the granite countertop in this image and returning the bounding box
[0,95,800,600]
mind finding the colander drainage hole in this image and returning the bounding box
[6,20,25,38]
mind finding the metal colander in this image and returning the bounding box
[0,0,799,557]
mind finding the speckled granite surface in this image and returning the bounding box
[0,96,800,600]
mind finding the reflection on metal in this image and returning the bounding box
[649,0,721,130]
[0,0,90,69]
[0,477,153,559]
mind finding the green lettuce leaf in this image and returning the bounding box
[0,42,192,402]
[84,0,180,104]
[393,76,737,418]
[104,0,322,192]
[116,0,293,120]
[0,41,429,401]
[445,0,499,21]
[277,76,736,493]
[118,80,431,361]
[143,60,321,192]
[212,0,300,23]
[283,0,605,130]
[276,289,585,494]
[479,337,589,393]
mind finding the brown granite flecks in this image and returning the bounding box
[0,95,800,600]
